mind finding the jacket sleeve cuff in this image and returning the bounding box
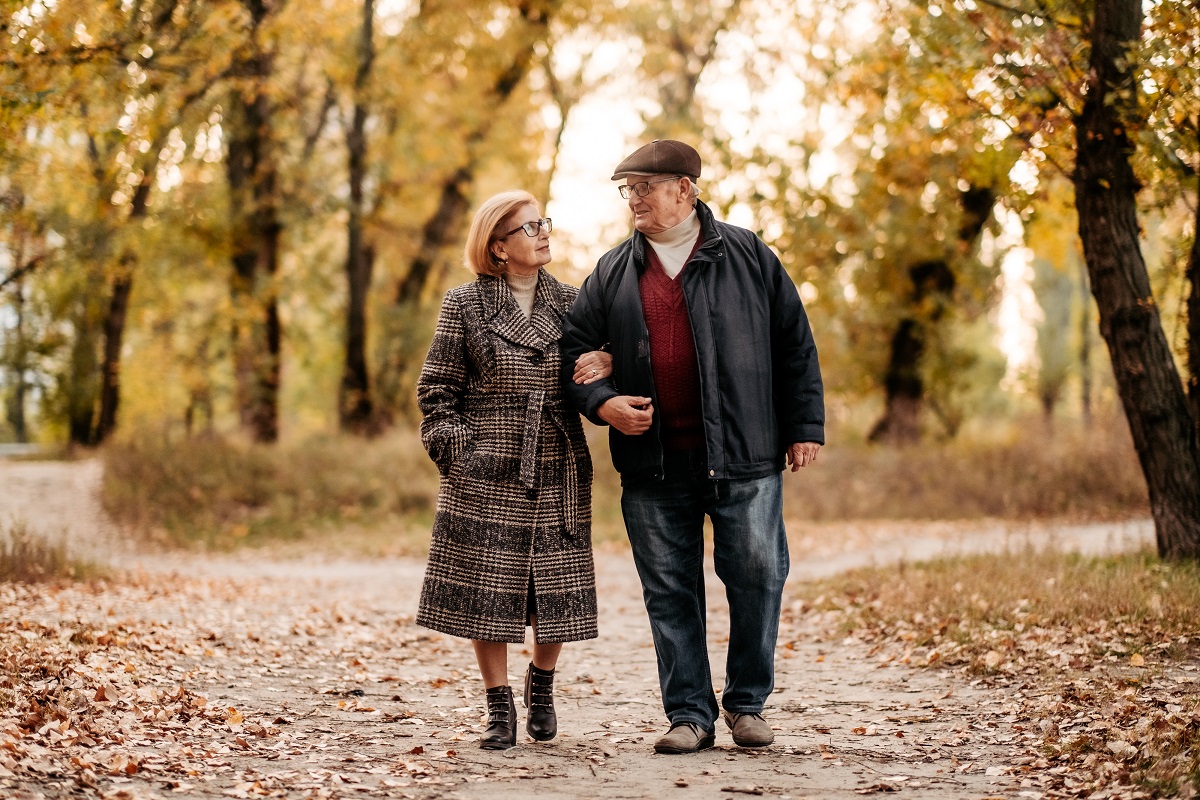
[785,424,825,446]
[583,386,620,426]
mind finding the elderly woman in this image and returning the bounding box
[416,190,610,750]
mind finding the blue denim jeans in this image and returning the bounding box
[621,450,790,733]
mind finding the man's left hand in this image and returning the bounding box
[786,442,821,472]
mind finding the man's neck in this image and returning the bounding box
[645,209,699,247]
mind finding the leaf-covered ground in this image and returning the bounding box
[1,459,1195,799]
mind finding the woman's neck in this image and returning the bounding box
[504,269,539,318]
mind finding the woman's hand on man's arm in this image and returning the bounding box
[572,350,612,384]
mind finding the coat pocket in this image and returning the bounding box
[446,441,477,481]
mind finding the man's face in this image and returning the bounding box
[622,174,692,235]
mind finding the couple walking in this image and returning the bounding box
[415,140,825,754]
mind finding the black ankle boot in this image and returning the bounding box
[524,663,557,741]
[480,685,516,750]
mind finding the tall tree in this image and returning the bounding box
[226,0,284,443]
[867,184,999,442]
[339,0,377,435]
[3,0,230,444]
[1073,0,1200,556]
[888,0,1200,553]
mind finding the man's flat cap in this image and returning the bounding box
[610,139,701,181]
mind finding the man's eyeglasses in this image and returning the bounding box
[502,218,553,238]
[618,176,681,199]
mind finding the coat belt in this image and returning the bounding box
[463,390,584,537]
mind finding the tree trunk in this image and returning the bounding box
[225,0,282,444]
[65,132,114,447]
[394,165,474,308]
[95,157,160,444]
[339,0,376,436]
[1079,259,1093,422]
[95,264,133,442]
[1074,0,1200,558]
[869,187,993,443]
[1186,179,1200,446]
[869,315,932,443]
[3,280,29,442]
[66,292,103,447]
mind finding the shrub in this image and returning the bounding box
[783,413,1147,521]
[0,522,98,582]
[100,430,440,550]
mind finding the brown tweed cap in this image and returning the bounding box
[610,139,702,181]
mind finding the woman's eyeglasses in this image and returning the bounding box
[502,218,553,238]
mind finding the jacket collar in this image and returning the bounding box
[631,199,723,271]
[476,269,565,352]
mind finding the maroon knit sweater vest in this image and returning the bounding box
[640,244,705,452]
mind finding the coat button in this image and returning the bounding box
[709,469,715,476]
[528,352,543,363]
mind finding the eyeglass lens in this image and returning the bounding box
[510,218,552,237]
[526,218,551,236]
[618,176,679,199]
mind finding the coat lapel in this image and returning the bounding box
[529,270,566,348]
[478,272,562,353]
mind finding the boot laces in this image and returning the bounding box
[529,673,554,710]
[486,693,512,722]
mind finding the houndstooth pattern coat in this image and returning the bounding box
[416,270,597,644]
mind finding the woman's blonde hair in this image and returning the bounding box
[463,190,540,276]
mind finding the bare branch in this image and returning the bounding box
[0,254,47,292]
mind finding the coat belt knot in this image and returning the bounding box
[464,390,585,537]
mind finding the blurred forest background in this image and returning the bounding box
[2,0,1198,554]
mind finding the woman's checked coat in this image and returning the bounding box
[416,270,597,644]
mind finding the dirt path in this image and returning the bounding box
[0,458,1156,800]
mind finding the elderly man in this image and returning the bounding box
[561,139,824,754]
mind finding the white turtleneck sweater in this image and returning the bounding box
[645,210,701,280]
[505,270,539,319]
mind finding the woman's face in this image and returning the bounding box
[493,202,551,275]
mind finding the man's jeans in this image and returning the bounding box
[621,450,790,733]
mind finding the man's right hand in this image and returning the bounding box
[598,396,654,436]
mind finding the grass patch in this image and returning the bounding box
[788,413,1148,521]
[0,522,102,582]
[101,431,440,552]
[787,550,1200,797]
[100,414,1149,554]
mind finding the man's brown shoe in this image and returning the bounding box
[723,711,774,747]
[653,722,716,754]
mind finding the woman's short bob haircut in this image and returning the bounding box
[464,190,540,277]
